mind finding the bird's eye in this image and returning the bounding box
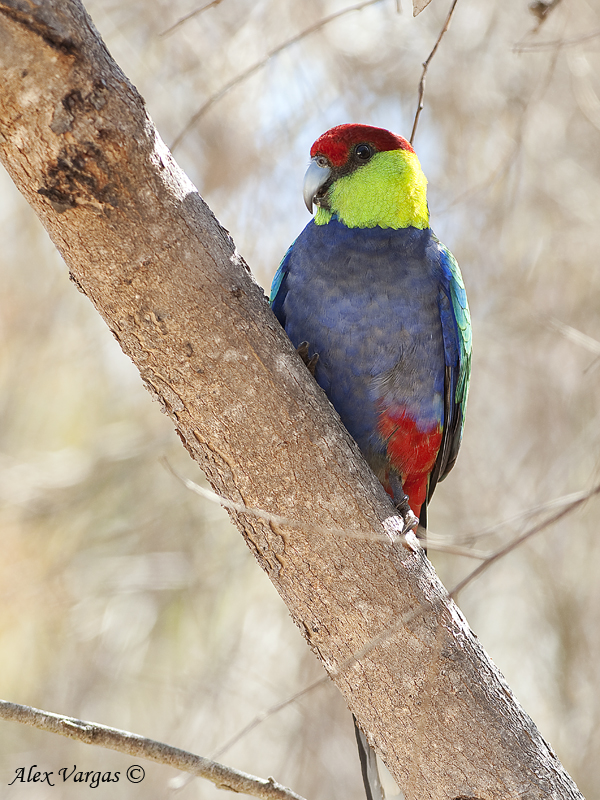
[355,144,373,162]
[316,155,329,168]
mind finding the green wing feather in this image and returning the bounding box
[447,247,472,429]
[428,243,472,500]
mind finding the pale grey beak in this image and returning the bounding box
[303,158,332,214]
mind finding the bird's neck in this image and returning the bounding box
[314,149,429,230]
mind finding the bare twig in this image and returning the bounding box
[424,540,489,559]
[170,0,385,151]
[413,0,433,15]
[160,0,224,37]
[584,355,600,374]
[514,27,600,52]
[162,459,411,545]
[546,317,600,355]
[409,0,460,145]
[211,677,329,760]
[428,488,593,548]
[0,700,306,800]
[167,462,597,561]
[330,480,600,678]
[170,462,487,558]
[447,481,600,598]
[159,677,332,793]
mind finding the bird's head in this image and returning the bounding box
[303,124,429,230]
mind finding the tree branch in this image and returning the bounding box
[160,0,225,37]
[0,1,585,797]
[170,0,385,151]
[448,481,600,599]
[410,0,460,145]
[514,28,600,52]
[0,700,306,800]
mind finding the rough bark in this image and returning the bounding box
[0,2,585,798]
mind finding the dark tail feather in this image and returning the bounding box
[418,499,427,555]
[419,498,427,531]
[353,714,384,800]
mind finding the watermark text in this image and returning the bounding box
[8,764,145,788]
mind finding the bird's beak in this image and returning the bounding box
[303,158,332,214]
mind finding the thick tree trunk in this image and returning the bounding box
[0,2,584,798]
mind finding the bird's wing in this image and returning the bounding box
[269,243,294,324]
[428,244,472,501]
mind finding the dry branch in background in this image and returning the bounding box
[514,28,600,52]
[175,469,600,601]
[170,0,386,151]
[410,0,460,144]
[0,1,586,798]
[413,0,433,15]
[0,700,306,800]
[161,0,225,37]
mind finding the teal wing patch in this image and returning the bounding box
[269,244,294,324]
[428,241,472,498]
[447,247,472,428]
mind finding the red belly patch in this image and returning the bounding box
[377,407,442,516]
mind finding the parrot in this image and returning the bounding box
[269,123,471,800]
[270,123,470,531]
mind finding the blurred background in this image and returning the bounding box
[1,0,600,797]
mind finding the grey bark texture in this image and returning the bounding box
[0,2,585,798]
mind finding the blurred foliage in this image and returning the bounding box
[1,0,600,797]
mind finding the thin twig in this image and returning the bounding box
[166,461,596,559]
[409,0,460,145]
[546,317,600,355]
[160,0,224,37]
[162,458,410,546]
[211,677,329,760]
[0,700,306,800]
[428,488,593,548]
[447,481,600,598]
[166,676,331,792]
[170,0,385,151]
[514,27,600,52]
[170,463,484,557]
[424,541,489,559]
[412,0,433,15]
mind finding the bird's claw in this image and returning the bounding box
[297,341,319,376]
[394,494,419,535]
[306,354,319,375]
[401,510,419,535]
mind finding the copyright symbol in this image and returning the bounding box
[127,765,145,783]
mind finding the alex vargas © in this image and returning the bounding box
[9,764,121,788]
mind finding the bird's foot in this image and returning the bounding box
[394,494,419,535]
[297,341,319,376]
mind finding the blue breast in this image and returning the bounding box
[272,218,448,464]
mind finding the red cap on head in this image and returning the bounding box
[310,124,414,167]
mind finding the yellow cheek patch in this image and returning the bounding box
[314,150,429,230]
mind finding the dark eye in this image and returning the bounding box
[355,143,373,162]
